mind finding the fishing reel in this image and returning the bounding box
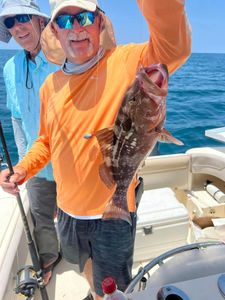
[15,265,38,299]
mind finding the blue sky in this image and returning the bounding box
[1,0,225,53]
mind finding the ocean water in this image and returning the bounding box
[160,52,225,155]
[0,50,18,165]
[0,50,225,165]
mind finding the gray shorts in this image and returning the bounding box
[26,177,59,265]
[57,209,137,296]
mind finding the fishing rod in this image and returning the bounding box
[0,121,49,300]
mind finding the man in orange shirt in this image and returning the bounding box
[0,0,191,298]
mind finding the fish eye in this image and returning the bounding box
[129,97,136,103]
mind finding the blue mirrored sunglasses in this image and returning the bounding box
[55,11,97,29]
[4,14,33,29]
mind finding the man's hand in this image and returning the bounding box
[0,168,27,195]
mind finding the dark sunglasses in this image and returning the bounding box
[55,11,98,29]
[4,14,33,29]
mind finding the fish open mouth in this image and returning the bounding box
[145,64,168,89]
[137,64,168,102]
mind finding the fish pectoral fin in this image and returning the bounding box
[94,127,115,163]
[94,127,115,189]
[158,128,183,145]
[99,163,115,189]
[94,127,114,153]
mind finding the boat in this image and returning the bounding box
[1,129,225,299]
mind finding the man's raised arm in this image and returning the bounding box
[137,0,192,74]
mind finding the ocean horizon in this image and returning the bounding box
[0,50,225,165]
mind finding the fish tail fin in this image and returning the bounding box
[102,199,132,226]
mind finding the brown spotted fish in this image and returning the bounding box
[94,64,182,225]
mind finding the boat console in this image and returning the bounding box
[126,242,225,300]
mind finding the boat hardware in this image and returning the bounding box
[0,122,49,300]
[138,276,147,291]
[218,274,225,298]
[125,241,225,294]
[157,285,190,300]
[137,267,150,291]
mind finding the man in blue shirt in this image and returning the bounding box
[0,0,60,284]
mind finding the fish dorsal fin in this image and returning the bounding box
[95,127,116,189]
[158,128,183,145]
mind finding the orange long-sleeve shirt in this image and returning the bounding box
[17,0,191,216]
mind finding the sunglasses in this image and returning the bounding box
[4,14,33,29]
[55,11,98,29]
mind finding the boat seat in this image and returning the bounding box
[139,154,190,190]
[187,147,225,181]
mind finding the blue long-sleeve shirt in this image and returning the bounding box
[3,50,58,181]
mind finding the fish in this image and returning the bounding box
[94,64,183,225]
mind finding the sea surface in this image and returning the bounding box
[0,50,225,165]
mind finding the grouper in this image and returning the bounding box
[94,64,182,225]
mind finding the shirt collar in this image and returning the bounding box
[23,49,48,70]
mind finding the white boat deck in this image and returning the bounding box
[35,260,90,299]
[2,146,225,299]
[34,260,145,299]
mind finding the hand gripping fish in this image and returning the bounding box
[94,64,182,225]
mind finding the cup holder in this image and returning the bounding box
[162,296,183,300]
[157,285,190,300]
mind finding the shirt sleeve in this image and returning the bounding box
[3,62,22,118]
[137,0,192,74]
[16,84,51,181]
[11,117,28,161]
